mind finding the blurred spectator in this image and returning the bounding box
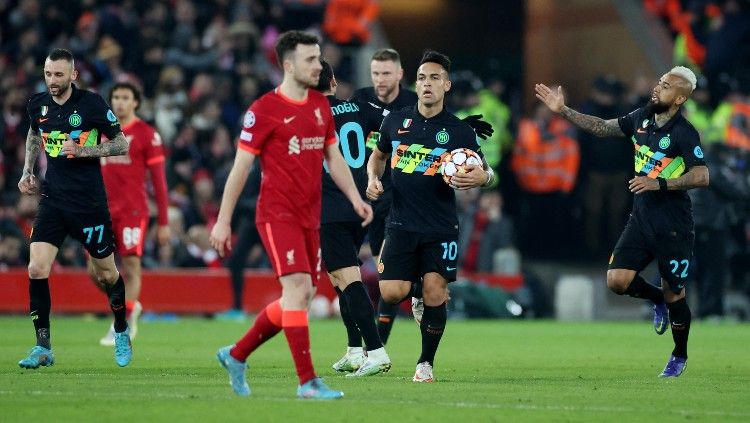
[578,75,631,257]
[458,190,516,273]
[683,76,733,144]
[725,92,750,150]
[690,143,750,318]
[322,0,378,47]
[454,72,513,188]
[511,102,580,258]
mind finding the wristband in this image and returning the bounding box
[483,168,495,187]
[658,178,667,191]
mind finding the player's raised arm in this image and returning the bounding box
[18,127,43,194]
[535,83,623,138]
[325,143,373,226]
[366,146,387,201]
[210,149,256,256]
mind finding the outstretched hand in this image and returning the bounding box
[535,84,566,113]
[461,114,494,140]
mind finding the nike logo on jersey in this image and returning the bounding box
[636,128,647,134]
[397,129,410,134]
[39,118,50,123]
[97,247,109,254]
[284,116,296,124]
[446,267,457,271]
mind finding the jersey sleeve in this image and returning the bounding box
[376,114,394,154]
[678,126,706,168]
[617,108,641,138]
[27,98,39,132]
[237,101,275,155]
[90,94,122,139]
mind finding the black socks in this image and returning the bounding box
[623,275,664,304]
[29,278,51,349]
[667,298,691,358]
[335,287,362,348]
[376,298,399,345]
[418,302,447,365]
[344,282,383,351]
[106,274,128,333]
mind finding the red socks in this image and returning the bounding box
[283,309,316,385]
[229,300,316,385]
[230,300,283,362]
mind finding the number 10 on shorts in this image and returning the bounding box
[441,241,457,260]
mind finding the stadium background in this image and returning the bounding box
[1,0,749,321]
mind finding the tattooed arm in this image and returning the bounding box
[18,128,43,194]
[559,106,624,137]
[61,132,129,158]
[667,165,710,190]
[535,83,624,137]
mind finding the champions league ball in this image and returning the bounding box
[440,148,482,189]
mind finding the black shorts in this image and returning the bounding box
[368,197,391,255]
[378,228,458,283]
[31,200,116,259]
[321,221,367,272]
[609,217,694,293]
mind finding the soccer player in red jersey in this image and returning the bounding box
[89,82,170,346]
[211,31,373,400]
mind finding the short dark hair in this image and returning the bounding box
[274,30,319,68]
[315,59,335,93]
[372,48,400,63]
[109,82,142,110]
[419,50,451,74]
[47,48,74,63]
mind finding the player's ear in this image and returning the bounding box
[444,79,451,92]
[71,69,79,81]
[331,77,338,91]
[675,93,687,107]
[397,66,403,80]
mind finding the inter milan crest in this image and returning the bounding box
[658,135,671,150]
[69,113,82,127]
[436,129,449,144]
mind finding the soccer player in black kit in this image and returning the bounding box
[366,51,495,382]
[352,48,493,346]
[535,66,710,377]
[17,49,133,368]
[316,59,392,376]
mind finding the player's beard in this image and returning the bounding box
[48,80,72,98]
[646,97,670,114]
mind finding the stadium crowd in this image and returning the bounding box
[1,0,750,317]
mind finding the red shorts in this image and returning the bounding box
[258,221,321,284]
[111,213,148,257]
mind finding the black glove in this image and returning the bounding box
[461,114,494,140]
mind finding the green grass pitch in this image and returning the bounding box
[1,316,748,422]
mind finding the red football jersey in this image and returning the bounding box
[101,118,166,218]
[238,88,337,229]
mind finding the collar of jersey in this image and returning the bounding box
[45,83,82,108]
[647,107,683,132]
[411,104,450,122]
[275,87,308,106]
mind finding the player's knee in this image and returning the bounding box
[380,282,408,304]
[94,269,118,286]
[606,270,631,294]
[27,261,52,279]
[422,283,448,306]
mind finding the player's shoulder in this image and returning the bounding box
[352,87,375,102]
[27,91,49,108]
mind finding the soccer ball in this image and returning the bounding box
[440,148,482,189]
